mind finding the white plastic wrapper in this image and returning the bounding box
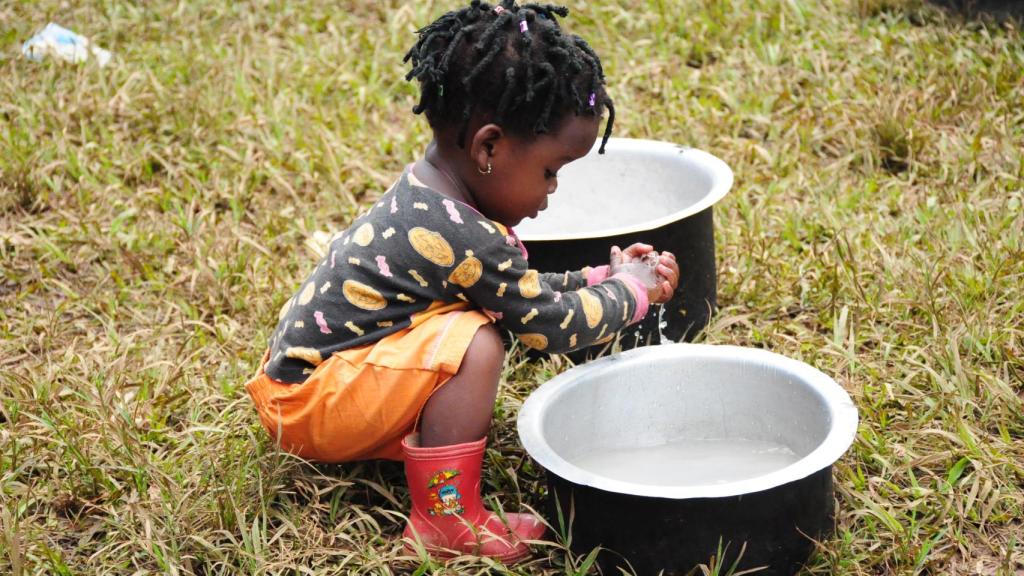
[22,23,111,67]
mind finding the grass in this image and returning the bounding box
[1,0,1022,573]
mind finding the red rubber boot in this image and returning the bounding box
[401,434,546,563]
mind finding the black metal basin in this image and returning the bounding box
[515,138,733,355]
[517,344,859,575]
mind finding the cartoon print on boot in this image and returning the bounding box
[427,469,464,516]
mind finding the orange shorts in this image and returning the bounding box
[245,309,493,462]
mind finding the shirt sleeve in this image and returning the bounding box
[539,264,611,292]
[539,269,584,292]
[410,215,648,354]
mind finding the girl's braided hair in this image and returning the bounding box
[404,0,615,153]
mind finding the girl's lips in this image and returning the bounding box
[531,196,550,218]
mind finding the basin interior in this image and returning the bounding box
[514,140,719,237]
[542,353,832,488]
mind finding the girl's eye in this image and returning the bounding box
[545,169,557,179]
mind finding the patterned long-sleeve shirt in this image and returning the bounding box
[265,166,649,383]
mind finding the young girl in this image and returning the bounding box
[245,0,679,564]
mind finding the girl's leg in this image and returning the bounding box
[419,322,505,447]
[402,323,543,562]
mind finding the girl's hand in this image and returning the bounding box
[615,242,655,265]
[652,250,679,304]
[609,245,677,304]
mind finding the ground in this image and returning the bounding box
[1,0,1022,574]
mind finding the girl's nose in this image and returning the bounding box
[548,181,558,194]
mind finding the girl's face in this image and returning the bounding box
[474,115,601,228]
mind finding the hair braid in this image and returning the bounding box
[536,71,560,133]
[572,35,605,80]
[600,100,615,154]
[522,3,569,20]
[465,33,506,87]
[475,11,513,50]
[495,67,518,120]
[439,26,473,74]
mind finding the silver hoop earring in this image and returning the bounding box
[478,161,492,175]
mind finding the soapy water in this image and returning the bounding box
[630,300,669,346]
[569,438,800,486]
[641,250,677,345]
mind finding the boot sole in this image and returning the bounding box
[403,543,531,565]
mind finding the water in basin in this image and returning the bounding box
[570,438,800,486]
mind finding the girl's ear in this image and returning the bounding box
[469,123,504,172]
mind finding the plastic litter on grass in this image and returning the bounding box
[21,23,111,67]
